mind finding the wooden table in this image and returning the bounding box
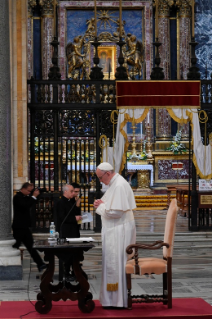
[33,240,95,314]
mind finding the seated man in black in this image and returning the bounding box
[56,183,82,280]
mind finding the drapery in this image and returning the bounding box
[114,107,211,179]
[113,80,210,178]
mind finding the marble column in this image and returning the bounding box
[39,0,55,79]
[178,1,191,137]
[0,0,21,280]
[28,1,36,78]
[156,0,171,137]
[178,1,191,80]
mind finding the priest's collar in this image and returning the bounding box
[109,173,119,186]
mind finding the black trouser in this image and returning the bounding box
[13,228,44,269]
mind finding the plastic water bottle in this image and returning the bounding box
[50,222,56,238]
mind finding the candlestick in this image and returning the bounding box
[192,0,195,38]
[94,0,97,37]
[155,0,158,39]
[54,0,56,37]
[119,0,122,37]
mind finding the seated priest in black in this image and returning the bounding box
[56,183,82,281]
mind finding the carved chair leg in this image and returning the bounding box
[126,273,132,310]
[163,272,168,305]
[167,258,172,309]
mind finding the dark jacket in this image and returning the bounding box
[56,196,81,238]
[12,192,36,229]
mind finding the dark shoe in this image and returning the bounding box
[38,263,47,272]
[65,274,76,282]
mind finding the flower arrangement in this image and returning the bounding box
[167,130,187,155]
[127,150,147,161]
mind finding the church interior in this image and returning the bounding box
[1,0,212,317]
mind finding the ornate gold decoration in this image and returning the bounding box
[123,34,144,79]
[178,0,191,18]
[99,135,108,163]
[39,0,58,16]
[153,0,170,18]
[66,10,144,80]
[66,36,86,79]
[137,170,150,189]
[146,123,153,159]
[28,0,37,16]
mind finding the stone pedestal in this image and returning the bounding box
[0,239,22,280]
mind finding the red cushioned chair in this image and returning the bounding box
[126,198,178,309]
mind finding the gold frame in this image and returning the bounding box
[154,153,189,183]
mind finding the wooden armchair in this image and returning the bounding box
[125,198,178,309]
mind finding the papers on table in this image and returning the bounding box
[66,237,95,242]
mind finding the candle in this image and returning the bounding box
[147,110,150,124]
[192,0,195,38]
[94,0,97,37]
[54,0,56,37]
[155,0,158,39]
[119,0,122,37]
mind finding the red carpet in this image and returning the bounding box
[0,299,212,319]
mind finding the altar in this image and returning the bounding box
[126,163,154,187]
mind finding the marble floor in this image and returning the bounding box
[1,209,212,308]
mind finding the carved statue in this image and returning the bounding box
[66,36,85,79]
[124,33,144,79]
[85,18,95,36]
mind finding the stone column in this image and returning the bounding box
[0,0,21,280]
[39,0,55,79]
[156,0,171,137]
[178,1,191,80]
[28,1,37,78]
[178,1,191,137]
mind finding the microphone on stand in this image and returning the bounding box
[59,194,82,240]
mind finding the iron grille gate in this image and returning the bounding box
[28,79,117,233]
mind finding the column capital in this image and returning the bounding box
[39,0,58,17]
[175,0,192,18]
[28,0,37,17]
[153,0,170,18]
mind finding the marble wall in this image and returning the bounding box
[195,0,212,78]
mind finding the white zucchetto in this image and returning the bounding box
[97,162,114,171]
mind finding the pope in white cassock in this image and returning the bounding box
[94,162,136,308]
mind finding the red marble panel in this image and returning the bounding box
[158,159,191,180]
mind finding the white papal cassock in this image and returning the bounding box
[96,173,136,308]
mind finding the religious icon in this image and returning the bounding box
[98,46,116,79]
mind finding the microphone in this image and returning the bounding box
[59,194,82,239]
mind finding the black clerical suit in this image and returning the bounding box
[12,192,45,270]
[56,196,81,238]
[56,196,81,277]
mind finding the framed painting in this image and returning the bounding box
[97,46,116,80]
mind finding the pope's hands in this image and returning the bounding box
[93,199,104,209]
